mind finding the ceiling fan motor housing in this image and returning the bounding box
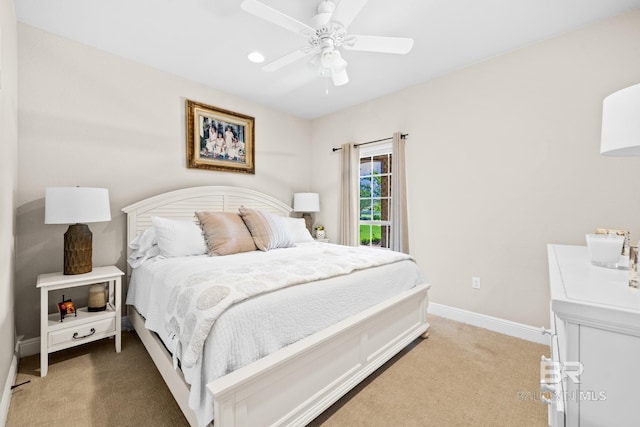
[310,23,347,50]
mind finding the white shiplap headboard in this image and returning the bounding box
[121,186,293,274]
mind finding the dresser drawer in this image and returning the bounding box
[48,317,116,348]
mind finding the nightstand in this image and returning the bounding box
[37,265,124,377]
[314,238,329,243]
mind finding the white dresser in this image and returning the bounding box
[546,244,640,427]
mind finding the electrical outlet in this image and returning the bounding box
[472,277,481,289]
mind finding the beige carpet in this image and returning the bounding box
[7,316,548,427]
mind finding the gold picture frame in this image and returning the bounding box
[186,99,255,174]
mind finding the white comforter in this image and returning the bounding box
[126,242,426,426]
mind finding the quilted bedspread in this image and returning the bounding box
[165,243,413,368]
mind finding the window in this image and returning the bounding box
[359,143,392,248]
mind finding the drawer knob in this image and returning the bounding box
[540,326,552,336]
[72,328,96,340]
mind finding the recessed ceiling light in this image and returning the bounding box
[247,52,265,64]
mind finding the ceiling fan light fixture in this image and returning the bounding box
[331,68,349,86]
[320,51,333,69]
[331,51,348,71]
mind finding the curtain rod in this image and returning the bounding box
[331,133,409,152]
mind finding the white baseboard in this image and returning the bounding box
[1,343,19,427]
[17,337,39,358]
[18,316,133,358]
[428,303,550,346]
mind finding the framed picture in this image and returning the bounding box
[186,99,255,174]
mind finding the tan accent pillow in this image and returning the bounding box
[238,206,295,251]
[195,211,257,256]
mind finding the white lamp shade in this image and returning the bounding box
[601,82,640,156]
[293,193,320,212]
[45,187,112,224]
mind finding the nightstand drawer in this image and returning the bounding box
[49,317,116,347]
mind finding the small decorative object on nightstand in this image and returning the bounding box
[56,295,76,322]
[88,283,107,312]
[315,225,325,239]
[37,265,123,377]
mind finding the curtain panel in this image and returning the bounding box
[339,143,360,246]
[391,132,409,254]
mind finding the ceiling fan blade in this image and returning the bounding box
[263,47,317,72]
[331,0,369,28]
[343,35,414,54]
[241,0,315,37]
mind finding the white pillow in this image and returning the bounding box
[151,216,207,257]
[128,226,157,252]
[127,227,161,268]
[280,216,314,243]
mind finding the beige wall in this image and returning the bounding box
[13,9,640,343]
[310,9,640,328]
[15,25,311,340]
[0,0,18,404]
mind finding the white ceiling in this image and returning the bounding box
[14,0,640,119]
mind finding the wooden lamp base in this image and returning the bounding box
[63,223,93,275]
[302,212,312,234]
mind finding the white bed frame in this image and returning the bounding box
[122,186,430,427]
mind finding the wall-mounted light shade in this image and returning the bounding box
[601,83,640,156]
[45,187,111,224]
[293,193,320,212]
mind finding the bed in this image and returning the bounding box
[122,186,430,427]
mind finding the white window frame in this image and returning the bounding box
[359,142,392,248]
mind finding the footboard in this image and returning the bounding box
[208,283,430,427]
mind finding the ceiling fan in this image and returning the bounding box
[241,0,414,87]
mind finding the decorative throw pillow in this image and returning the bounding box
[238,206,296,251]
[151,216,208,257]
[195,211,257,256]
[280,216,314,243]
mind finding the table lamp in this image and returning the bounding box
[293,192,320,234]
[45,187,111,275]
[600,82,640,156]
[600,83,640,286]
